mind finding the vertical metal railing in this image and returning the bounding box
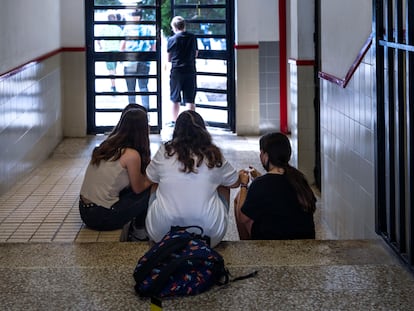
[407,0,414,268]
[375,0,414,273]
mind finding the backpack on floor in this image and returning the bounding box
[133,226,230,298]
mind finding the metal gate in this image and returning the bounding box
[85,0,162,134]
[375,0,414,273]
[170,0,235,130]
[86,0,235,133]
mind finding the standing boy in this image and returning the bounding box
[167,16,198,125]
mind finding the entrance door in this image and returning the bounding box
[170,0,235,130]
[86,0,161,134]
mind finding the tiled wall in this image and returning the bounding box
[0,55,63,195]
[259,41,280,133]
[320,47,377,239]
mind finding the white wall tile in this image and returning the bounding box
[320,50,376,239]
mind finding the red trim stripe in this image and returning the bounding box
[319,33,373,88]
[318,71,344,86]
[288,58,315,66]
[0,47,86,79]
[61,47,86,52]
[279,0,288,134]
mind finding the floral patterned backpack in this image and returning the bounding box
[133,226,230,298]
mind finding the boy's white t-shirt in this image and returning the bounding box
[145,144,238,247]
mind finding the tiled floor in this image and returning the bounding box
[0,127,332,243]
[2,128,414,310]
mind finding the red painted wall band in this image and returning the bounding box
[318,33,373,88]
[61,47,86,52]
[279,0,288,134]
[0,47,86,79]
[288,58,315,66]
[318,71,344,87]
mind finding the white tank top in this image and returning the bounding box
[80,159,129,209]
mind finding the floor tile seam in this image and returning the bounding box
[4,222,45,242]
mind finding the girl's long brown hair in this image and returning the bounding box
[260,132,316,213]
[165,110,223,173]
[91,109,150,173]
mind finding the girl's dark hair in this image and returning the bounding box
[260,132,316,213]
[91,109,150,173]
[108,104,147,137]
[165,110,223,173]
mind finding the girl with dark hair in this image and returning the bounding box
[234,132,316,240]
[79,109,153,233]
[108,103,147,138]
[145,111,243,247]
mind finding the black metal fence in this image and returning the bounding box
[375,0,414,273]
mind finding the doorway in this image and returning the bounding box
[85,0,235,134]
[85,0,162,134]
[170,0,235,129]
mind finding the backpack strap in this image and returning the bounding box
[170,225,204,237]
[231,270,258,282]
[170,225,211,246]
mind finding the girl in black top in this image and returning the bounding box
[234,132,316,240]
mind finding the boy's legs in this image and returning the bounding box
[182,73,196,112]
[169,71,182,122]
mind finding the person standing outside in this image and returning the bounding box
[167,16,198,126]
[98,13,122,93]
[120,10,155,110]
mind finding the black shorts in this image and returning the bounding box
[170,71,196,104]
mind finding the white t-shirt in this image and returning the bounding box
[145,144,238,247]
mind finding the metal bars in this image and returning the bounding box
[375,0,414,273]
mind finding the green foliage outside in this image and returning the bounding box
[93,0,197,38]
[139,0,173,37]
[161,0,172,37]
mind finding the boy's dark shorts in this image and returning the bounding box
[170,71,196,104]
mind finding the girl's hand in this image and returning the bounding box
[249,166,261,179]
[238,169,250,185]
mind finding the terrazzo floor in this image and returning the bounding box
[1,239,413,310]
[1,128,413,310]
